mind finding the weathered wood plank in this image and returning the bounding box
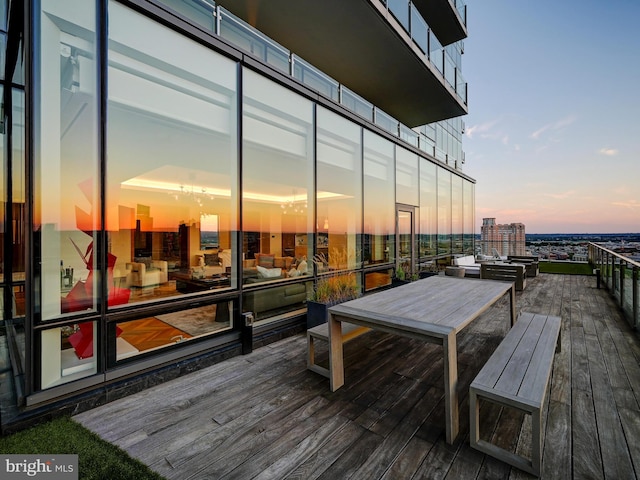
[71,274,640,480]
[584,333,635,480]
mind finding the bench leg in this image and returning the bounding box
[532,408,542,476]
[443,332,458,444]
[469,393,541,476]
[328,313,344,391]
[307,332,315,370]
[469,388,480,448]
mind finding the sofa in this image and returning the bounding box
[452,255,482,278]
[126,260,168,287]
[194,249,232,276]
[243,280,308,319]
[507,255,539,277]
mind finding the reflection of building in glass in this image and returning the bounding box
[2,0,471,429]
[481,218,526,257]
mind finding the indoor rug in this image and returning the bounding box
[156,304,231,337]
[118,318,192,352]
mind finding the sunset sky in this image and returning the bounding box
[463,1,640,233]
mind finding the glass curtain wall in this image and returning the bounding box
[451,174,463,255]
[463,180,474,255]
[419,160,437,259]
[316,107,362,272]
[241,69,313,322]
[363,130,395,266]
[1,88,25,322]
[35,1,100,388]
[396,147,419,207]
[107,2,238,357]
[437,167,452,256]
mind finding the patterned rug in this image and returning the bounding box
[118,318,192,352]
[156,303,231,337]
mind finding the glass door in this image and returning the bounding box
[396,205,415,280]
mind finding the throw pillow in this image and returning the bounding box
[204,253,219,266]
[257,254,275,268]
[256,265,282,278]
[297,259,307,274]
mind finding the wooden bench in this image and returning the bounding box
[307,322,370,378]
[507,255,539,278]
[469,312,561,476]
[481,263,527,291]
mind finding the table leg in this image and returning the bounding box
[509,286,516,326]
[443,332,458,444]
[328,312,344,392]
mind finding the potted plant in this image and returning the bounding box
[392,260,418,287]
[307,272,360,329]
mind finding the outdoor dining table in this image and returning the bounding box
[328,275,517,444]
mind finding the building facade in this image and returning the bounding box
[1,0,472,429]
[480,218,526,257]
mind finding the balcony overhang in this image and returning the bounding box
[217,0,467,127]
[412,0,467,46]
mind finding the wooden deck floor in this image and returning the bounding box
[74,274,640,479]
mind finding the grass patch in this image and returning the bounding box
[539,262,594,275]
[0,416,164,480]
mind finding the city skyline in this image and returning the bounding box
[464,1,640,234]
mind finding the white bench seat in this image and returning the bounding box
[470,311,561,476]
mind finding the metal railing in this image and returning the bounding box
[156,1,466,165]
[589,242,639,330]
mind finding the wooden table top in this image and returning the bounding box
[329,275,514,339]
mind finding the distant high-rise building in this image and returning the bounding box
[481,218,526,257]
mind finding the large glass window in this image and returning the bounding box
[316,107,362,273]
[241,69,313,321]
[35,0,99,388]
[396,147,419,206]
[452,175,463,255]
[363,130,394,265]
[107,2,238,307]
[0,88,26,321]
[419,160,437,259]
[437,167,452,256]
[36,2,100,320]
[463,180,474,255]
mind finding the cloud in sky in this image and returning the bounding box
[465,119,498,139]
[598,148,618,156]
[543,190,576,200]
[612,199,640,209]
[530,115,577,140]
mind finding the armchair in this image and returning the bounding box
[126,260,168,287]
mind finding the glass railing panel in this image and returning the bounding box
[400,125,419,147]
[444,54,456,90]
[455,0,467,26]
[219,8,289,74]
[589,243,640,330]
[410,5,428,54]
[418,133,435,155]
[621,263,633,320]
[156,0,216,33]
[292,55,339,101]
[435,147,447,163]
[388,0,410,32]
[375,109,399,135]
[456,69,467,104]
[429,32,444,74]
[341,87,374,122]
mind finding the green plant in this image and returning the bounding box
[0,416,162,480]
[311,272,360,306]
[395,261,418,282]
